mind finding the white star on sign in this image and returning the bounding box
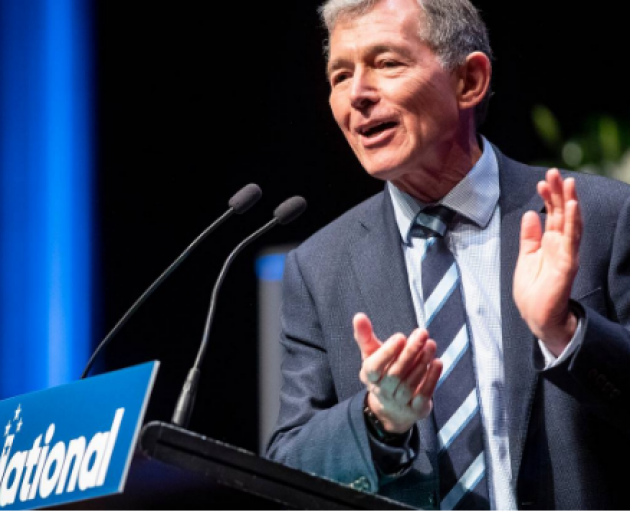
[14,404,21,421]
[16,419,23,432]
[4,421,10,437]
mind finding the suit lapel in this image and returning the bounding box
[347,153,547,478]
[495,147,546,484]
[350,191,418,339]
[349,189,438,457]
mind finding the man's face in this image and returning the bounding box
[327,0,462,183]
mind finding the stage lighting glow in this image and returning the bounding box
[0,0,93,397]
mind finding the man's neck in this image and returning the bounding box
[391,133,483,203]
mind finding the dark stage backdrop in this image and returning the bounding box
[94,0,630,455]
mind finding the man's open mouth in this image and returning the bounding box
[359,121,398,138]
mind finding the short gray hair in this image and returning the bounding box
[319,0,493,127]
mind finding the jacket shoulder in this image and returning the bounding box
[496,145,630,217]
[294,191,385,259]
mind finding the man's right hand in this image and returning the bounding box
[354,313,443,434]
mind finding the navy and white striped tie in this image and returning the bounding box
[411,205,490,510]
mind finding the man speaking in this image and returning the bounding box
[266,0,630,509]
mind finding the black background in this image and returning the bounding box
[93,1,630,454]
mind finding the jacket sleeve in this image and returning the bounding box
[536,194,630,432]
[264,249,381,492]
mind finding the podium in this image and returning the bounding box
[0,363,412,509]
[53,421,412,509]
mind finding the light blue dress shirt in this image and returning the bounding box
[387,138,581,510]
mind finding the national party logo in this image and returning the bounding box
[0,362,158,510]
[0,405,124,507]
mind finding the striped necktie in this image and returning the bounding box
[411,205,490,510]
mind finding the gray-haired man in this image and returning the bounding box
[267,0,630,509]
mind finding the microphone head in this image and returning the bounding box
[274,196,307,225]
[229,184,262,214]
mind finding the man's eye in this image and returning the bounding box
[379,60,400,68]
[331,72,351,86]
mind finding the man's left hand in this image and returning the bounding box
[513,168,582,356]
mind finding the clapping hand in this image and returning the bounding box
[513,168,582,355]
[354,313,443,434]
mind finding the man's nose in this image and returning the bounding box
[349,69,378,110]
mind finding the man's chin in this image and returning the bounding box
[361,163,400,182]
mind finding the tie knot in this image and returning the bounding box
[410,205,455,238]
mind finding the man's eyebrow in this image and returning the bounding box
[370,44,415,60]
[326,58,352,78]
[326,43,415,77]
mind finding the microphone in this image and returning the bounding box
[80,184,262,379]
[171,196,308,428]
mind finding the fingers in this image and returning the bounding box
[537,170,583,261]
[547,168,565,213]
[366,330,438,407]
[519,210,542,256]
[539,168,565,232]
[539,169,581,232]
[382,328,427,400]
[360,333,405,385]
[563,178,582,257]
[411,359,443,418]
[356,318,442,428]
[400,337,436,394]
[563,173,578,202]
[353,313,381,360]
[415,358,443,400]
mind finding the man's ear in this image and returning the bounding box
[456,52,491,110]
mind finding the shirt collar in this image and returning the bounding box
[388,136,500,244]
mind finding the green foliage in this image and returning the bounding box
[531,104,630,183]
[532,105,562,150]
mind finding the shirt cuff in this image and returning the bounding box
[538,306,585,368]
[367,425,418,478]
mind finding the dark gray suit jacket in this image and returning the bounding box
[266,148,630,510]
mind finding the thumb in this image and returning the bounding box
[519,210,542,256]
[353,313,381,359]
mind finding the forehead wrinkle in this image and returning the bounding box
[327,40,418,78]
[326,1,426,67]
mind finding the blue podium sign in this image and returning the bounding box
[0,361,159,510]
